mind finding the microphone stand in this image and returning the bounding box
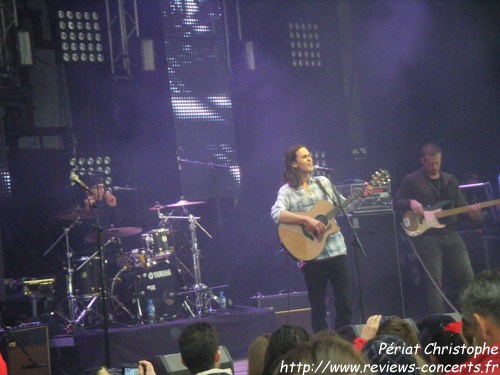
[326,171,367,323]
[89,199,111,368]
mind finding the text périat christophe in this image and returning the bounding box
[379,342,499,357]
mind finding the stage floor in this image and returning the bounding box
[50,306,275,373]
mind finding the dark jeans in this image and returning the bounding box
[415,230,474,314]
[301,255,351,332]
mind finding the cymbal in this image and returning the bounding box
[54,208,104,221]
[166,199,206,208]
[148,204,169,211]
[85,227,143,243]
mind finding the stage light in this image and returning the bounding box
[55,7,105,64]
[289,22,321,68]
[68,155,113,190]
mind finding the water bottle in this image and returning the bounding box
[147,299,156,324]
[219,291,227,311]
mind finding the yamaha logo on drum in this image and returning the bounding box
[147,268,172,280]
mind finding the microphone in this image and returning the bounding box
[314,165,334,172]
[112,186,138,191]
[70,173,94,195]
[176,147,184,171]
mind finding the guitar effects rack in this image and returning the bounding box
[336,181,393,213]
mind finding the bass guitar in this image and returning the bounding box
[278,170,390,261]
[401,199,500,237]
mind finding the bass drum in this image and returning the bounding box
[138,262,185,320]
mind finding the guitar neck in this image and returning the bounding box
[325,186,365,220]
[435,199,500,219]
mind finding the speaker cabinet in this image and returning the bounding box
[149,345,233,375]
[275,308,317,335]
[459,229,491,274]
[0,325,50,375]
[337,211,404,323]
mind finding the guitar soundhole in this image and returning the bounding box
[316,214,329,229]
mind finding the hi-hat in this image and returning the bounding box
[166,199,206,208]
[85,227,143,243]
[54,208,104,221]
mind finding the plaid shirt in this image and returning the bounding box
[271,175,360,261]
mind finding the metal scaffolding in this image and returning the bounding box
[105,0,139,80]
[0,0,18,72]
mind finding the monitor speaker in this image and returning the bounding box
[149,345,233,375]
[336,317,418,343]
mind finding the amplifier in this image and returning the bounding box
[0,324,51,375]
[250,292,310,311]
[336,182,392,213]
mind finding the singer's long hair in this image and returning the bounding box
[283,144,307,189]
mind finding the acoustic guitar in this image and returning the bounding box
[278,170,390,261]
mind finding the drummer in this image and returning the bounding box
[84,174,121,229]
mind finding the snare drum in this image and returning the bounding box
[143,229,173,260]
[73,256,100,298]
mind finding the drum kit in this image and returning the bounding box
[46,197,225,330]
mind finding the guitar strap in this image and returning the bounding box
[314,178,337,206]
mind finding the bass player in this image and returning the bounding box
[270,144,373,332]
[394,143,480,314]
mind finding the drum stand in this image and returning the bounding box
[43,217,103,330]
[78,241,136,326]
[161,207,228,317]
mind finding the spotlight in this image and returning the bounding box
[289,22,321,68]
[68,155,113,187]
[55,7,105,64]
